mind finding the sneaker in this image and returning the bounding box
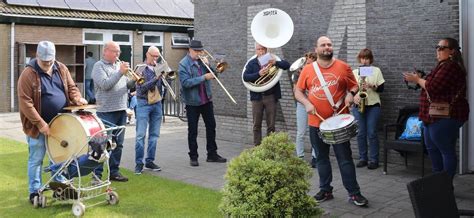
[314,190,334,202]
[367,162,379,170]
[190,159,199,167]
[356,160,368,168]
[206,154,227,163]
[311,157,317,168]
[135,164,144,174]
[110,173,129,182]
[350,193,369,206]
[29,192,39,204]
[145,162,161,171]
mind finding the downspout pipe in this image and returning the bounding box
[10,22,15,112]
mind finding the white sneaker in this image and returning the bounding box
[126,108,133,116]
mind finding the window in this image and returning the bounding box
[142,32,164,60]
[84,32,103,42]
[83,29,132,45]
[171,33,190,48]
[113,34,130,42]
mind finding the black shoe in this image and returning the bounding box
[367,162,379,170]
[190,159,199,167]
[314,190,334,202]
[356,160,368,168]
[350,193,369,206]
[311,157,317,168]
[110,173,128,182]
[145,162,162,171]
[206,154,227,163]
[29,193,39,204]
[135,164,144,175]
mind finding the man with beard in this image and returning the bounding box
[294,36,368,207]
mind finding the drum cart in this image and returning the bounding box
[32,110,125,217]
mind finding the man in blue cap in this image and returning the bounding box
[18,40,87,204]
[178,40,227,167]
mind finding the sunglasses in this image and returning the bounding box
[435,45,450,51]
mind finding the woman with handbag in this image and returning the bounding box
[403,37,469,180]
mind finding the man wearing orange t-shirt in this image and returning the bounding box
[295,36,368,207]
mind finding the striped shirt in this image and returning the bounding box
[92,59,135,112]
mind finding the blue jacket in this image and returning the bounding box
[179,54,214,106]
[243,57,290,101]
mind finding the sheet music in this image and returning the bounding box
[359,66,373,77]
[258,53,272,66]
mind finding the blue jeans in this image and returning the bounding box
[186,102,218,159]
[296,102,317,158]
[351,106,381,163]
[94,111,127,177]
[26,134,65,194]
[135,99,162,165]
[309,126,361,195]
[424,119,463,178]
[85,79,95,101]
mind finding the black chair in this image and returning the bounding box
[407,171,474,218]
[383,106,425,176]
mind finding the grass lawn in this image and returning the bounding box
[0,137,223,217]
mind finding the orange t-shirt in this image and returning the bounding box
[296,59,358,127]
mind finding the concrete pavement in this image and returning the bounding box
[1,112,473,217]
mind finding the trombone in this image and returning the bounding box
[199,49,229,73]
[152,50,177,100]
[197,51,237,104]
[116,58,145,84]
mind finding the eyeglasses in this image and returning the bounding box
[435,45,450,51]
[149,54,160,58]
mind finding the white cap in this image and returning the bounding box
[37,41,56,61]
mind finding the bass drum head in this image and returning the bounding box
[46,114,89,164]
[320,114,355,131]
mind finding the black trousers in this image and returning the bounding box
[186,102,218,160]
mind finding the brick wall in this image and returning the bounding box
[194,0,459,165]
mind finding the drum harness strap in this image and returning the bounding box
[312,62,344,120]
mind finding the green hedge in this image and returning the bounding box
[219,132,322,217]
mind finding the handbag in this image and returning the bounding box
[147,86,162,104]
[428,101,451,118]
[426,84,464,119]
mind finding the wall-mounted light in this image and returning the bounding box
[136,30,143,35]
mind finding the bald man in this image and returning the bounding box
[295,36,368,207]
[132,46,164,174]
[91,41,136,182]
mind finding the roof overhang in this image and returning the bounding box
[0,2,193,32]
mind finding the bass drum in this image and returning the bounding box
[46,111,106,164]
[241,54,283,93]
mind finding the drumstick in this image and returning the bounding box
[312,109,325,121]
[337,104,349,115]
[49,134,69,147]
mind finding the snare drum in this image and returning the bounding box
[46,111,106,164]
[319,114,358,144]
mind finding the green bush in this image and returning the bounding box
[219,132,323,217]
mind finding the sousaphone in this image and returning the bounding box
[242,8,294,93]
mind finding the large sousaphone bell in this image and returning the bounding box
[242,8,294,93]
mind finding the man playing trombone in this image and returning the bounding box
[133,46,164,174]
[178,40,227,167]
[243,43,290,146]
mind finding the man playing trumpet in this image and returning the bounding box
[133,46,164,174]
[92,41,136,182]
[243,43,290,146]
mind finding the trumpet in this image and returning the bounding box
[198,49,229,73]
[197,50,237,104]
[116,59,145,84]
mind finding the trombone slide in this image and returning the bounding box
[199,57,237,104]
